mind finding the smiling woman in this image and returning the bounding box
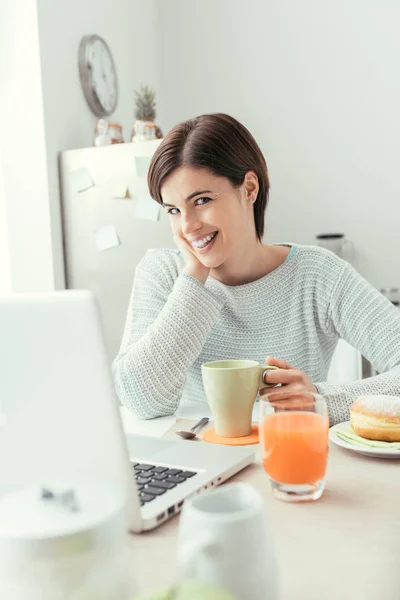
[112,113,400,424]
[158,165,270,286]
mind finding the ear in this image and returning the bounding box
[243,171,259,204]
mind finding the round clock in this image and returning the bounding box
[78,34,118,117]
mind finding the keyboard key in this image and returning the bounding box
[139,492,155,503]
[150,480,176,490]
[180,471,196,478]
[165,469,182,476]
[136,464,196,511]
[168,476,186,484]
[152,473,168,481]
[136,477,152,485]
[145,485,167,496]
[136,464,155,472]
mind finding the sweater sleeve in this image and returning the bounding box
[315,260,400,425]
[112,253,224,419]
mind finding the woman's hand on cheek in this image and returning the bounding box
[173,234,210,285]
[264,356,317,393]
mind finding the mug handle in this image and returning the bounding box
[178,534,218,580]
[258,365,278,391]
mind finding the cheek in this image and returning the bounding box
[223,211,246,238]
[168,217,180,234]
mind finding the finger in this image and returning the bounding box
[173,235,193,258]
[260,388,295,401]
[173,235,185,251]
[265,356,294,370]
[265,368,301,386]
[274,382,310,394]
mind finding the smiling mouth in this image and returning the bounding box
[191,231,218,249]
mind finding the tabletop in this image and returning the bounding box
[126,415,400,600]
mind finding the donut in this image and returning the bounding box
[350,395,400,442]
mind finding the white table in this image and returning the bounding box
[123,412,400,600]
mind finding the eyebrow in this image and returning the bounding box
[162,189,213,208]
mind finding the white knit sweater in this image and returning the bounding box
[112,245,400,425]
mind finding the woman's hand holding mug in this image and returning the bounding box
[263,356,317,394]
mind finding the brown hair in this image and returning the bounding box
[147,113,270,241]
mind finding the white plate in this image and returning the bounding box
[329,422,400,459]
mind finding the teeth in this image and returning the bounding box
[192,232,217,248]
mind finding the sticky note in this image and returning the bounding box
[70,168,94,192]
[94,225,120,252]
[132,196,160,221]
[135,156,152,179]
[113,186,131,199]
[103,181,131,199]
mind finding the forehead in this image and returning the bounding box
[161,166,230,204]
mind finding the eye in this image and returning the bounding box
[195,197,212,206]
[167,207,180,215]
[166,197,212,215]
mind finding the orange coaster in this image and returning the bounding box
[202,425,259,446]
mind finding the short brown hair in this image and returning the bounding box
[148,113,270,241]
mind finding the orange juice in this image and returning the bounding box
[261,412,329,484]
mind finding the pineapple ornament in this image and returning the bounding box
[132,84,163,142]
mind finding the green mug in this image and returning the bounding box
[201,360,278,437]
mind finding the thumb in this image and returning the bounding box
[265,356,292,369]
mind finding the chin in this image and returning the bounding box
[197,255,225,270]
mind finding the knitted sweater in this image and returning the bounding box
[112,245,400,425]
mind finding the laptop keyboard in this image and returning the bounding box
[133,463,197,506]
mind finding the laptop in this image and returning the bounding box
[0,290,254,532]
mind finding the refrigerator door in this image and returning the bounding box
[59,140,173,363]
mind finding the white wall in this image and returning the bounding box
[157,0,400,289]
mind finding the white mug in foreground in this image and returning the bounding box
[177,482,278,600]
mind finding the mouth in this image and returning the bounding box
[190,231,218,253]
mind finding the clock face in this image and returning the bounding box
[79,35,118,117]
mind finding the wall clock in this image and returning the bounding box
[78,34,118,117]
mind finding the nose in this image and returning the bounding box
[180,209,202,237]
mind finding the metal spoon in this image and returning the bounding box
[176,417,210,440]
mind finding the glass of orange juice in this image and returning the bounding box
[259,391,329,502]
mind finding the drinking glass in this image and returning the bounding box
[259,391,329,502]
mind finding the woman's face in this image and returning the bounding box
[161,166,258,269]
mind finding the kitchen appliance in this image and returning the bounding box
[59,140,170,363]
[315,233,354,262]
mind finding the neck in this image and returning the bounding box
[210,237,273,286]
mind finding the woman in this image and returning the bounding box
[112,113,400,423]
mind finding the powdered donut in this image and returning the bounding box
[350,395,400,442]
